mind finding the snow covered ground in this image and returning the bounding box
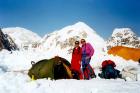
[0,73,140,93]
[0,49,140,93]
[1,23,140,93]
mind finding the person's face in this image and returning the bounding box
[80,40,86,45]
[75,43,79,47]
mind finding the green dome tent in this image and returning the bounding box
[28,56,73,80]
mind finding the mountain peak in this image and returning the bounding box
[74,21,90,27]
[41,22,105,59]
[42,22,103,43]
[112,28,135,36]
[72,22,96,33]
[106,28,140,50]
[2,27,41,48]
[51,22,96,38]
[3,27,39,35]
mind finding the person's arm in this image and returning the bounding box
[79,48,82,64]
[87,43,94,58]
[71,48,75,63]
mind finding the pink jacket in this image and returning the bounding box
[82,43,94,58]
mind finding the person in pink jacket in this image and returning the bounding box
[81,39,96,79]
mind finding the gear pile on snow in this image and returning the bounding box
[0,28,18,51]
[98,60,121,79]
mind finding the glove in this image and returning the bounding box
[85,56,90,60]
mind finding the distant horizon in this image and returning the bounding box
[1,21,140,39]
[2,21,139,40]
[0,0,140,39]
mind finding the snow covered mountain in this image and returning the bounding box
[2,27,41,49]
[106,28,140,50]
[41,22,105,61]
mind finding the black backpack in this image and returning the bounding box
[103,65,118,79]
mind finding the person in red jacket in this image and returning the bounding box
[71,41,83,79]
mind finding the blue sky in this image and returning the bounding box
[0,0,140,39]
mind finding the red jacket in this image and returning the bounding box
[71,47,82,71]
[102,60,116,69]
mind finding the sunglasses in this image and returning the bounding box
[81,40,85,43]
[75,41,79,44]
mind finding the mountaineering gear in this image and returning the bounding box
[71,46,83,79]
[102,60,116,69]
[31,75,35,80]
[81,43,95,79]
[108,46,140,61]
[28,56,72,80]
[98,60,121,79]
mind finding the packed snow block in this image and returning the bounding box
[28,56,73,80]
[108,46,140,61]
[121,66,138,81]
